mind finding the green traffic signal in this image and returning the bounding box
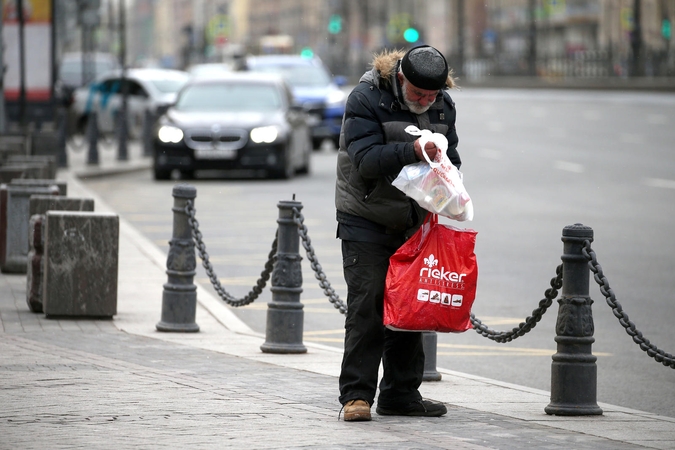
[403,27,419,43]
[328,14,342,34]
[663,19,672,40]
[300,47,314,58]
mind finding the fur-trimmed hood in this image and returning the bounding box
[360,48,456,90]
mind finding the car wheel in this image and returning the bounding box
[312,137,324,151]
[153,167,171,180]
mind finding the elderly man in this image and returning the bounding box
[335,45,462,421]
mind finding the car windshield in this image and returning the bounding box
[250,64,331,88]
[59,60,119,87]
[175,83,283,112]
[148,77,189,93]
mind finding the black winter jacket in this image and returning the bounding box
[335,49,461,239]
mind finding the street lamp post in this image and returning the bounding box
[117,0,129,161]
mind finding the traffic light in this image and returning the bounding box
[300,47,314,58]
[403,28,420,43]
[328,14,342,34]
[663,18,672,40]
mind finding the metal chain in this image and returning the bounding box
[291,207,348,314]
[185,200,277,307]
[583,241,675,369]
[471,264,563,343]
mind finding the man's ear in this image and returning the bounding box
[396,72,404,85]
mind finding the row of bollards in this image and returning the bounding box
[157,184,601,416]
[57,106,156,169]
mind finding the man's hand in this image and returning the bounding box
[414,137,438,161]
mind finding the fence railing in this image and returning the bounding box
[460,50,675,80]
[157,185,674,416]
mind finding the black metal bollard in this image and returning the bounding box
[117,107,129,161]
[422,332,442,381]
[545,224,602,416]
[156,184,199,332]
[86,111,99,165]
[56,107,68,168]
[260,199,307,353]
[142,108,155,157]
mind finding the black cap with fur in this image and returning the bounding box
[400,45,449,90]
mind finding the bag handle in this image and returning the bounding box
[404,125,449,169]
[419,212,437,244]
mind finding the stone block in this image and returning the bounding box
[0,167,28,183]
[0,184,60,273]
[6,155,57,179]
[43,211,119,318]
[0,147,26,164]
[0,134,27,156]
[30,131,59,158]
[10,178,67,195]
[1,163,51,179]
[29,195,93,217]
[25,196,95,313]
[26,215,44,313]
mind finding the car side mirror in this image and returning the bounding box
[155,103,174,116]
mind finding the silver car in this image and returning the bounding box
[69,68,189,140]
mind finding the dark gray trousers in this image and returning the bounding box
[338,239,425,408]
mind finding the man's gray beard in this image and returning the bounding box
[401,79,432,115]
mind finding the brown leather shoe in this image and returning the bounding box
[343,399,371,421]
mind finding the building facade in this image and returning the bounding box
[63,0,674,79]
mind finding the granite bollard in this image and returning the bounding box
[0,167,28,183]
[43,211,119,318]
[9,178,67,195]
[6,155,57,179]
[26,215,44,313]
[26,196,95,313]
[0,147,26,163]
[1,163,51,180]
[0,184,60,273]
[0,135,27,157]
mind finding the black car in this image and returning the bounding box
[153,73,312,180]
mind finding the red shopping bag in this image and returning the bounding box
[384,214,478,333]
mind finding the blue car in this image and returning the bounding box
[245,55,347,150]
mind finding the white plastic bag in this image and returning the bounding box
[392,126,474,221]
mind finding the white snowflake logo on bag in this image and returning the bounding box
[424,254,439,268]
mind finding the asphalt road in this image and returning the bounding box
[82,88,675,418]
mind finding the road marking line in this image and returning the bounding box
[644,178,675,189]
[554,160,584,173]
[304,329,345,336]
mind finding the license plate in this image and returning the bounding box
[194,148,237,160]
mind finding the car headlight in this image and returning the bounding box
[327,89,346,108]
[158,125,184,143]
[250,126,279,144]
